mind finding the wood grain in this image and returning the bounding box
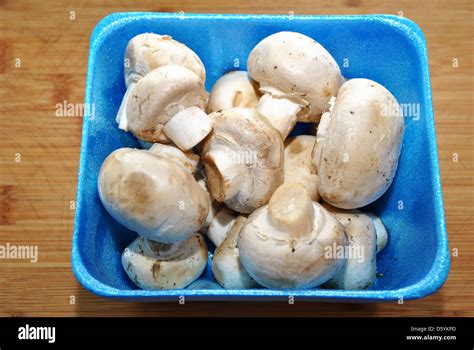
[0,0,472,316]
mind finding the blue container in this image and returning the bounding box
[72,13,449,301]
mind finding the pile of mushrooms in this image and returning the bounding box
[97,31,404,291]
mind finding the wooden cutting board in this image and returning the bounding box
[0,0,472,316]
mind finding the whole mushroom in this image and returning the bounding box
[98,148,209,243]
[284,135,320,201]
[207,71,260,113]
[126,64,211,150]
[201,107,284,213]
[238,183,347,289]
[212,216,258,289]
[122,234,207,290]
[312,78,404,209]
[322,205,378,290]
[116,33,205,130]
[247,31,343,139]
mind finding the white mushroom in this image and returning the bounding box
[322,205,377,290]
[201,107,284,213]
[98,148,209,243]
[122,234,207,290]
[366,212,388,253]
[238,183,347,289]
[149,143,199,174]
[284,135,320,201]
[313,78,404,209]
[212,216,258,289]
[207,71,260,113]
[207,206,238,247]
[117,33,205,130]
[126,65,211,150]
[196,175,223,233]
[247,31,343,139]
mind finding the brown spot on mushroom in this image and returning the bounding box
[151,262,161,279]
[120,172,154,216]
[288,139,303,154]
[197,203,207,224]
[149,240,174,256]
[232,90,243,106]
[323,85,333,98]
[273,65,278,69]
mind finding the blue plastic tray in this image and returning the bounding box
[72,13,449,301]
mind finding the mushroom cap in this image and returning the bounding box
[314,78,404,209]
[98,148,209,243]
[122,234,207,290]
[247,31,343,121]
[126,65,207,143]
[238,183,347,289]
[124,33,205,86]
[149,143,199,174]
[207,71,260,113]
[212,216,258,289]
[284,135,320,201]
[322,204,377,290]
[202,108,284,213]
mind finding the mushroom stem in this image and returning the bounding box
[204,147,246,202]
[268,183,315,237]
[207,207,238,246]
[311,108,332,174]
[257,94,301,139]
[163,106,213,151]
[366,212,388,253]
[138,236,181,260]
[115,82,136,131]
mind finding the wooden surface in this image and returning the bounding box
[0,0,472,316]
